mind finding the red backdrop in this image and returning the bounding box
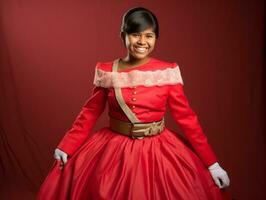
[0,1,265,200]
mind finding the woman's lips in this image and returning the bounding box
[134,46,148,53]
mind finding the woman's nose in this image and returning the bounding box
[137,35,146,44]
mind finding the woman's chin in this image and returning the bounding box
[131,53,150,61]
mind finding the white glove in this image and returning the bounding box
[54,148,68,170]
[208,162,230,189]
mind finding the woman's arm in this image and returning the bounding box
[56,85,108,157]
[167,80,230,188]
[167,82,218,167]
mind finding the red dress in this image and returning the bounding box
[36,58,231,200]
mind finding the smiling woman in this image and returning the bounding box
[36,7,231,200]
[119,7,158,68]
[122,28,156,63]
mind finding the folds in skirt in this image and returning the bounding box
[36,127,231,200]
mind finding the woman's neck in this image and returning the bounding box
[120,55,150,68]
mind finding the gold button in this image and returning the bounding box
[132,91,137,95]
[132,105,136,109]
[132,97,136,101]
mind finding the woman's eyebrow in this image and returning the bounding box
[145,32,155,35]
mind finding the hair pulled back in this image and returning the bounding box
[121,7,159,39]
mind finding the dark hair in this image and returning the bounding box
[121,7,159,39]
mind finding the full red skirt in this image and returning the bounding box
[36,127,231,200]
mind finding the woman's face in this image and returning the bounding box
[123,27,156,61]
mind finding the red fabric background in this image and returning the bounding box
[0,1,265,199]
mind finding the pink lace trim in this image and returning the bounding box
[93,65,184,88]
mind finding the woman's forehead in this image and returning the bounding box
[133,27,155,34]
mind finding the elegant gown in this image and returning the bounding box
[36,58,231,200]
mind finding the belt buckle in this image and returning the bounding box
[130,123,144,140]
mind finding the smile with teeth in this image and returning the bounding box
[134,46,148,53]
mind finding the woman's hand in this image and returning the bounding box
[54,148,68,170]
[208,162,230,189]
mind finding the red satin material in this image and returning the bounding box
[57,58,218,167]
[37,128,230,200]
[37,58,231,199]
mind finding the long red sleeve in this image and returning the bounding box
[57,85,108,156]
[167,83,218,167]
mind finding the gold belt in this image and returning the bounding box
[109,116,165,139]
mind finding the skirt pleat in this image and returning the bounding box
[37,127,230,200]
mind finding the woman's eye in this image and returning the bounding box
[132,33,140,37]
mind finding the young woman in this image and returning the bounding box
[37,7,231,200]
